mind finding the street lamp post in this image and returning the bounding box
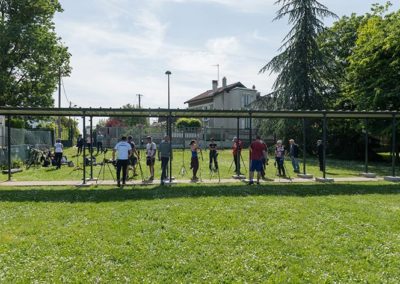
[165,71,172,184]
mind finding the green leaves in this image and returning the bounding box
[0,0,71,107]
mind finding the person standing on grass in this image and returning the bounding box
[127,136,140,178]
[289,139,300,173]
[158,135,172,185]
[54,138,63,169]
[275,140,286,177]
[190,140,200,181]
[209,137,218,171]
[260,140,268,180]
[112,136,132,187]
[249,136,267,185]
[76,134,84,155]
[146,136,157,181]
[232,136,243,174]
[317,140,324,171]
[96,132,104,154]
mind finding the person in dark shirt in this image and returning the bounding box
[275,140,286,177]
[76,134,84,155]
[289,139,300,173]
[208,138,218,171]
[190,140,200,181]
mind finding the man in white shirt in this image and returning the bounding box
[112,136,132,187]
[146,136,157,181]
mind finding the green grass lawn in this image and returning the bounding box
[2,147,397,182]
[0,183,399,282]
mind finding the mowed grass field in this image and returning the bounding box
[2,147,397,182]
[0,183,399,282]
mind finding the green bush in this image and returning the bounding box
[175,118,202,129]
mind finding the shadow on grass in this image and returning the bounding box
[0,183,399,203]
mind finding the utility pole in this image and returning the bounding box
[58,67,62,139]
[136,94,143,108]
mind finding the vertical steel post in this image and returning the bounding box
[169,112,172,183]
[249,113,252,171]
[323,114,327,179]
[82,115,86,184]
[7,115,11,181]
[391,114,396,177]
[236,117,240,176]
[364,118,369,174]
[302,118,307,175]
[90,116,93,180]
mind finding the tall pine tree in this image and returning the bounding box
[260,0,337,110]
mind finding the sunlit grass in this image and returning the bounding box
[0,183,399,282]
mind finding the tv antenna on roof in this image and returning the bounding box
[212,64,220,83]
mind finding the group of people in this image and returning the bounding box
[109,134,325,187]
[76,132,105,155]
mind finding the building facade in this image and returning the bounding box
[184,77,259,129]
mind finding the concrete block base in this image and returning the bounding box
[384,176,400,182]
[232,175,246,180]
[315,177,334,183]
[360,173,377,178]
[298,174,314,179]
[76,182,92,188]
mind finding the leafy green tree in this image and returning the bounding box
[259,0,337,110]
[175,118,202,129]
[103,104,149,127]
[0,0,71,107]
[345,9,400,111]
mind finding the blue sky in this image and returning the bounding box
[54,0,398,110]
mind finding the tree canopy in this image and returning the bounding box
[0,0,71,107]
[259,0,337,110]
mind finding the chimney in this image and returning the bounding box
[222,77,227,88]
[252,85,256,90]
[212,80,218,92]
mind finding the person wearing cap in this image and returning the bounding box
[208,137,218,171]
[112,136,132,187]
[249,135,267,185]
[289,139,300,173]
[232,136,243,173]
[146,136,157,181]
[54,138,63,169]
[190,140,199,181]
[275,140,286,177]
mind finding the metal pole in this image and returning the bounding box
[302,118,307,175]
[82,115,86,184]
[249,113,252,170]
[166,71,172,184]
[58,67,62,138]
[7,115,11,181]
[236,117,240,176]
[364,118,368,174]
[323,114,327,179]
[391,114,396,177]
[90,116,93,180]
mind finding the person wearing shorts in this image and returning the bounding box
[146,136,157,181]
[249,135,266,185]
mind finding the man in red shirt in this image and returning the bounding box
[249,135,267,185]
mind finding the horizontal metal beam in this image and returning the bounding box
[0,107,398,119]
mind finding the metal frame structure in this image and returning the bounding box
[1,107,398,183]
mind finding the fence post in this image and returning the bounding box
[82,114,86,184]
[169,112,172,184]
[90,116,93,180]
[323,113,327,179]
[302,118,307,175]
[364,118,369,174]
[391,114,396,177]
[7,114,11,181]
[236,117,240,176]
[249,112,252,172]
